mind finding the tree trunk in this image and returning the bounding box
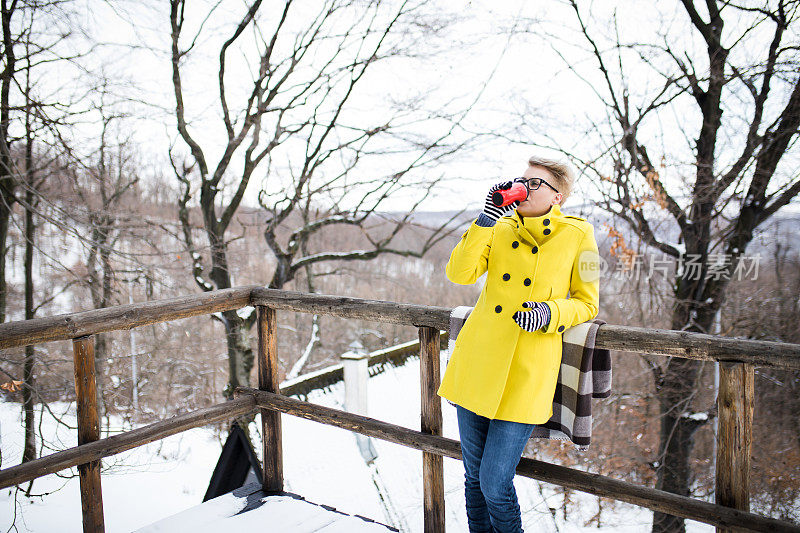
[221,308,254,398]
[652,384,701,533]
[87,222,112,424]
[21,61,36,480]
[22,345,35,461]
[94,333,108,423]
[207,231,254,397]
[0,0,17,325]
[652,274,719,532]
[22,153,35,496]
[0,204,9,323]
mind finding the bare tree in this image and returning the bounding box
[498,1,800,530]
[21,45,40,483]
[0,0,83,323]
[0,0,86,490]
[170,0,470,395]
[0,0,16,324]
[66,108,139,422]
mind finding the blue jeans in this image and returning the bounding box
[456,404,534,533]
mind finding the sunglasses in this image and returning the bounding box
[520,177,560,194]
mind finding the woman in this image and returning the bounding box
[437,156,600,532]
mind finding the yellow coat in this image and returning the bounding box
[437,203,600,424]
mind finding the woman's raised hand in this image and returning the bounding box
[482,181,519,221]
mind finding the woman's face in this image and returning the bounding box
[516,165,562,217]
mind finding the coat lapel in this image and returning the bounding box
[508,203,565,247]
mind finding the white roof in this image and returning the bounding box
[135,482,397,532]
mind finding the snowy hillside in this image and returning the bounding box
[1,352,716,532]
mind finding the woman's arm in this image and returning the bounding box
[541,224,601,333]
[445,221,494,285]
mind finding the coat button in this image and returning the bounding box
[503,273,510,281]
[543,219,550,226]
[531,246,538,254]
[543,228,551,235]
[495,305,502,313]
[512,241,519,248]
[558,325,565,332]
[524,278,531,286]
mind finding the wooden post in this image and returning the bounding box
[257,305,283,493]
[715,362,754,533]
[419,326,445,533]
[72,336,105,533]
[341,342,378,462]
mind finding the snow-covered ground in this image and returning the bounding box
[1,353,715,532]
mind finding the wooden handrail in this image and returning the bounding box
[1,286,798,369]
[250,288,800,369]
[0,286,257,349]
[0,396,256,490]
[596,323,800,370]
[250,287,451,328]
[1,286,799,532]
[232,388,800,533]
[0,381,792,532]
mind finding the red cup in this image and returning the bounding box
[492,182,528,207]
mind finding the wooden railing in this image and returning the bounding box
[0,286,799,533]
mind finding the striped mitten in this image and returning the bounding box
[481,181,519,220]
[512,301,551,332]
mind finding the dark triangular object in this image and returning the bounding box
[203,421,264,502]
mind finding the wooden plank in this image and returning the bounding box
[250,287,452,330]
[595,324,800,370]
[250,288,800,369]
[234,387,800,533]
[0,286,258,349]
[257,306,283,493]
[419,327,444,533]
[73,336,104,533]
[0,396,256,489]
[716,362,754,533]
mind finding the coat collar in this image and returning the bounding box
[507,203,564,246]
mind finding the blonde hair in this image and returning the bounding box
[528,156,576,205]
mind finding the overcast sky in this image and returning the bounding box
[52,0,800,217]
